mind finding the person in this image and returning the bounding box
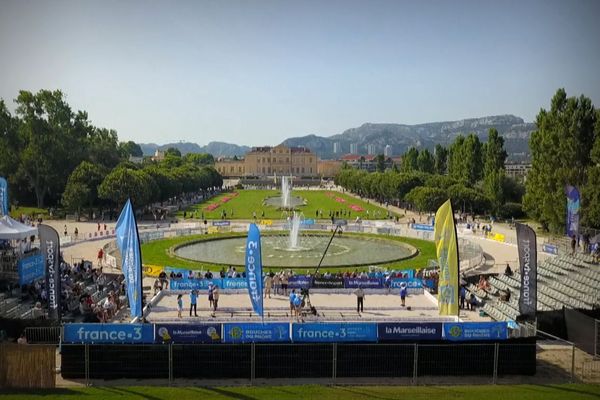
[74,227,79,240]
[469,293,478,310]
[153,279,160,296]
[571,235,577,255]
[189,289,198,317]
[63,225,68,237]
[264,274,273,299]
[273,273,281,295]
[354,285,365,313]
[293,292,303,321]
[212,286,220,314]
[208,284,214,309]
[399,283,407,307]
[504,264,513,276]
[459,286,466,309]
[97,248,104,268]
[289,289,297,315]
[17,332,27,345]
[281,272,289,295]
[177,294,183,318]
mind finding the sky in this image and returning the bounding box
[1,0,599,146]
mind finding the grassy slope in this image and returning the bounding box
[177,190,398,220]
[141,232,435,273]
[1,384,599,400]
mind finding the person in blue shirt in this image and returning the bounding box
[459,286,466,309]
[400,283,407,307]
[189,289,198,317]
[289,289,297,315]
[293,292,303,321]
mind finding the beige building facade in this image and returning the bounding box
[215,144,318,177]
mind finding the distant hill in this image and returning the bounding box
[282,115,535,160]
[139,141,250,158]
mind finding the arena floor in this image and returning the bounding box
[145,291,492,323]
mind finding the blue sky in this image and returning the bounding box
[1,0,599,146]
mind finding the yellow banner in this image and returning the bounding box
[434,199,459,316]
[143,264,164,277]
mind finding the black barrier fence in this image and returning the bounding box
[61,340,536,383]
[565,308,598,356]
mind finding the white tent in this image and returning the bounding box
[0,215,38,240]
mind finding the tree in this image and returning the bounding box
[62,161,107,218]
[98,167,154,207]
[88,128,123,169]
[524,89,597,232]
[401,148,419,172]
[434,144,448,175]
[119,141,143,157]
[183,153,214,166]
[483,128,507,213]
[0,100,19,180]
[165,147,182,157]
[448,134,483,184]
[405,187,448,212]
[375,154,386,172]
[417,149,434,174]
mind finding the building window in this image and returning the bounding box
[302,167,305,173]
[309,158,312,163]
[310,167,312,173]
[286,158,289,163]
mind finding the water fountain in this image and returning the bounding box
[281,176,292,209]
[288,211,302,250]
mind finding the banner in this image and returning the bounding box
[377,323,443,341]
[245,223,264,319]
[169,278,248,290]
[223,323,290,343]
[155,324,221,343]
[566,185,580,238]
[0,177,7,216]
[542,244,559,255]
[288,275,311,289]
[39,224,61,321]
[434,199,459,316]
[412,223,434,231]
[312,276,344,289]
[344,277,383,289]
[18,254,44,286]
[115,199,143,318]
[516,223,537,318]
[389,278,423,289]
[443,322,508,341]
[63,323,154,343]
[212,220,231,227]
[292,323,377,342]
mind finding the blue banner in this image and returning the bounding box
[155,324,221,343]
[300,219,315,225]
[0,177,7,216]
[221,278,248,289]
[115,199,143,318]
[63,323,154,343]
[566,185,580,238]
[245,224,264,318]
[288,275,312,289]
[389,278,423,289]
[412,223,434,231]
[443,322,508,341]
[344,277,383,289]
[378,323,443,341]
[292,323,377,342]
[542,244,559,255]
[223,323,290,343]
[170,278,248,290]
[18,254,45,286]
[212,220,231,227]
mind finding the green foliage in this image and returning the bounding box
[416,149,435,174]
[524,88,599,231]
[98,167,154,207]
[183,153,214,165]
[447,184,491,214]
[119,141,143,157]
[498,202,526,220]
[401,148,419,172]
[165,147,182,157]
[483,128,507,213]
[375,154,386,172]
[405,186,448,212]
[61,161,107,214]
[448,134,483,184]
[434,144,448,174]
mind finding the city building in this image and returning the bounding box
[340,154,394,172]
[151,150,165,162]
[384,145,392,157]
[367,144,376,155]
[215,144,318,177]
[317,160,343,178]
[350,143,358,154]
[505,162,532,181]
[333,142,341,154]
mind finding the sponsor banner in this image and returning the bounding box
[39,224,61,321]
[389,278,423,289]
[176,228,192,236]
[292,323,377,342]
[0,176,7,216]
[115,199,143,318]
[516,223,537,318]
[566,185,580,238]
[334,219,348,226]
[344,277,383,289]
[288,275,312,289]
[139,231,164,243]
[221,278,248,289]
[245,224,264,318]
[542,244,559,255]
[312,276,344,289]
[155,324,221,343]
[412,223,434,232]
[18,254,45,286]
[434,199,459,316]
[300,219,315,225]
[443,322,508,341]
[377,323,443,341]
[64,323,154,344]
[169,278,221,290]
[223,323,291,343]
[212,220,231,227]
[142,264,164,277]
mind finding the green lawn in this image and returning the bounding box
[9,206,50,219]
[177,190,398,220]
[1,384,599,400]
[141,232,435,273]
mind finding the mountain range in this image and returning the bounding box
[139,115,535,161]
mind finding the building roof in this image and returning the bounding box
[340,154,377,161]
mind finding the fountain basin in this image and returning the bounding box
[264,195,305,209]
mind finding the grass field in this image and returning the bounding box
[1,384,599,400]
[177,190,398,220]
[9,206,50,219]
[141,232,435,273]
